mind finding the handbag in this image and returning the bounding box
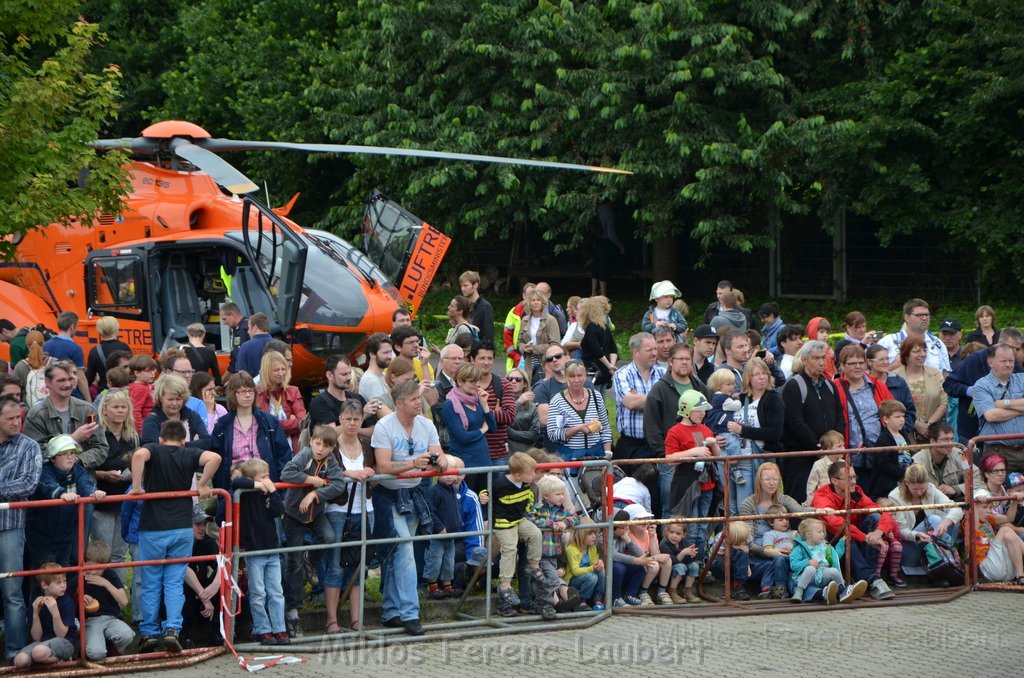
[922,539,964,586]
[338,486,373,569]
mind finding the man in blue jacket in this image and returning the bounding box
[944,327,1024,445]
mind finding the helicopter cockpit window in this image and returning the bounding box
[90,257,142,316]
[361,195,419,284]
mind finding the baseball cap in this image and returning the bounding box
[694,324,718,339]
[623,504,655,520]
[939,318,962,333]
[46,434,81,459]
[192,505,212,524]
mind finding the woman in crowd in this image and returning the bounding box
[324,400,376,633]
[506,367,541,453]
[385,355,435,412]
[546,360,612,461]
[140,374,211,450]
[888,463,963,569]
[725,358,785,512]
[518,289,561,383]
[14,330,47,405]
[183,322,222,386]
[445,296,477,345]
[894,335,947,443]
[85,316,132,394]
[866,344,917,435]
[442,363,495,493]
[974,454,1024,535]
[579,295,618,387]
[834,311,870,357]
[190,372,227,433]
[561,296,585,358]
[256,350,307,452]
[739,462,805,597]
[965,305,999,347]
[92,390,136,562]
[211,371,292,490]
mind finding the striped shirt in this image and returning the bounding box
[612,362,665,439]
[491,474,534,530]
[483,375,517,460]
[546,389,612,450]
[0,433,43,531]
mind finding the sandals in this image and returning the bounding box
[325,622,343,635]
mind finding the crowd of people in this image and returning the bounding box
[1,274,1023,662]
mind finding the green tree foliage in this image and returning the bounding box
[0,1,128,254]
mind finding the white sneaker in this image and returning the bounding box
[840,580,868,603]
[869,578,895,600]
[824,581,839,606]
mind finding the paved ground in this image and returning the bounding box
[155,592,1020,677]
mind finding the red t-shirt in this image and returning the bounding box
[666,421,716,491]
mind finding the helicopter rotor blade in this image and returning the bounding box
[89,138,160,154]
[170,139,259,194]
[199,139,632,175]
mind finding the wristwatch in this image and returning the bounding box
[1004,399,1011,407]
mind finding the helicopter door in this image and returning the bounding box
[86,252,146,318]
[240,196,307,335]
[361,190,452,314]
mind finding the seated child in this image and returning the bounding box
[565,523,606,610]
[13,563,78,668]
[231,459,289,645]
[710,520,752,600]
[789,517,867,604]
[611,510,648,607]
[425,467,466,600]
[280,425,347,638]
[83,541,135,659]
[975,499,1024,584]
[659,522,701,603]
[491,452,546,617]
[530,475,583,618]
[131,419,221,653]
[622,504,672,605]
[26,434,106,568]
[805,430,845,505]
[758,504,796,599]
[640,281,688,342]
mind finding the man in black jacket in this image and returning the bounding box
[781,341,845,504]
[644,343,711,518]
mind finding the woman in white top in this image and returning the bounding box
[888,463,963,569]
[324,400,376,633]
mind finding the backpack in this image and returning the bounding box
[297,412,313,451]
[458,323,480,341]
[791,372,838,404]
[25,366,48,407]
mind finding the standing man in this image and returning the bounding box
[612,333,664,462]
[939,318,964,373]
[708,291,748,335]
[24,361,108,469]
[392,307,413,329]
[777,325,804,379]
[943,328,1024,444]
[459,271,495,344]
[692,325,719,384]
[759,302,785,361]
[644,343,711,517]
[702,280,733,324]
[877,299,950,372]
[972,343,1024,474]
[780,341,844,504]
[0,395,42,661]
[502,283,534,373]
[534,343,589,452]
[652,326,676,372]
[534,282,567,337]
[430,344,465,451]
[359,333,394,405]
[235,312,271,378]
[220,302,249,375]
[390,325,435,384]
[470,342,517,464]
[720,330,751,391]
[371,381,448,636]
[43,311,90,402]
[308,355,380,437]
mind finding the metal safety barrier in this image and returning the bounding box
[229,457,616,652]
[0,488,233,675]
[964,432,1024,592]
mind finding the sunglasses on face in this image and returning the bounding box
[507,376,525,383]
[544,353,565,363]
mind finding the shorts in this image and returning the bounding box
[980,540,1015,582]
[20,637,75,661]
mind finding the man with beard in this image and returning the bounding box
[652,326,676,372]
[309,355,383,438]
[359,333,394,406]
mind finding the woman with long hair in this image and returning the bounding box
[92,390,138,562]
[739,462,804,599]
[518,289,561,383]
[505,367,541,452]
[965,305,999,347]
[578,295,618,387]
[724,358,785,513]
[888,463,963,569]
[256,350,307,452]
[445,296,477,345]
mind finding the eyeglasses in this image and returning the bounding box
[990,468,1007,474]
[507,376,524,383]
[172,368,195,377]
[235,388,256,396]
[843,361,866,367]
[909,312,931,319]
[544,353,565,363]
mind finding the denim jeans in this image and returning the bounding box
[612,560,645,598]
[85,615,135,659]
[246,554,286,635]
[0,528,28,658]
[569,570,606,601]
[423,538,455,582]
[379,501,422,622]
[846,513,883,584]
[91,509,129,563]
[689,489,715,556]
[658,463,676,518]
[325,511,374,590]
[138,528,193,636]
[750,554,791,590]
[128,542,143,623]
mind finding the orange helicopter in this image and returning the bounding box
[0,121,629,388]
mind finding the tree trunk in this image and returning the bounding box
[651,234,678,282]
